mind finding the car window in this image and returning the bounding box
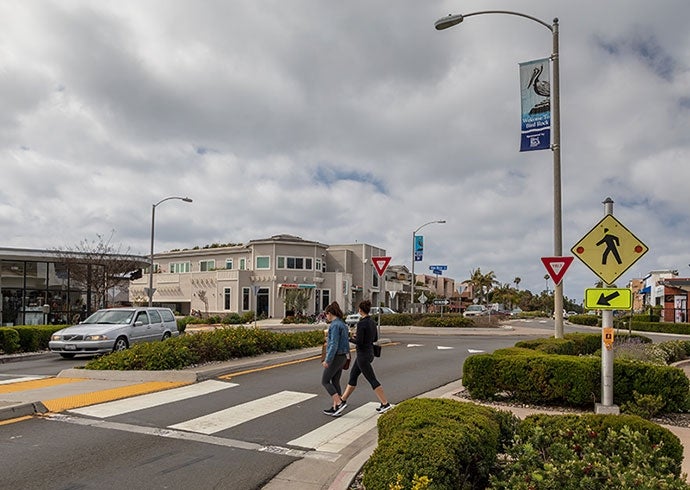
[159,309,175,322]
[84,309,135,324]
[135,311,149,325]
[148,310,162,323]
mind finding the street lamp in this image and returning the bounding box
[411,219,446,312]
[435,10,564,338]
[148,196,193,306]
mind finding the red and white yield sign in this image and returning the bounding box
[372,256,392,277]
[541,256,574,285]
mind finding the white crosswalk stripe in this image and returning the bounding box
[169,390,317,434]
[70,380,237,418]
[0,375,48,385]
[289,402,379,451]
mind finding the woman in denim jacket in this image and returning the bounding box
[321,301,350,416]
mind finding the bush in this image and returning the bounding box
[568,314,599,326]
[84,327,325,370]
[419,315,475,328]
[490,414,687,489]
[12,325,62,352]
[363,399,518,490]
[221,313,243,324]
[0,327,21,354]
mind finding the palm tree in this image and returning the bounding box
[513,277,521,290]
[469,268,499,305]
[544,274,550,293]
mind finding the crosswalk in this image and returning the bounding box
[44,380,382,461]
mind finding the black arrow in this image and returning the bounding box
[597,291,620,306]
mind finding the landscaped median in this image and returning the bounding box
[83,326,324,370]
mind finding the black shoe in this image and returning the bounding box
[333,401,347,416]
[323,407,336,416]
[376,403,393,414]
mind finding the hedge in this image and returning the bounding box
[0,325,63,354]
[362,399,518,490]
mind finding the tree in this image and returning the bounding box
[468,268,499,305]
[513,277,521,290]
[284,289,310,316]
[53,231,145,313]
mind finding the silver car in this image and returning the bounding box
[49,307,178,358]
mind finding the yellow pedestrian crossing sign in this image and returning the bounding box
[571,214,648,285]
[584,288,633,310]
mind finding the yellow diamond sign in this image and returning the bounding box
[571,214,648,285]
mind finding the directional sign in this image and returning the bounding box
[432,269,443,275]
[571,214,648,285]
[434,299,449,305]
[372,256,392,277]
[541,256,574,285]
[585,288,633,310]
[429,265,447,270]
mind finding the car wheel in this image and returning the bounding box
[162,332,171,340]
[112,337,129,352]
[59,353,76,359]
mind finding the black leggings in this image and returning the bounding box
[321,353,348,396]
[347,350,381,390]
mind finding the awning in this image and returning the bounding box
[639,286,651,294]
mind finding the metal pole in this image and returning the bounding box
[597,197,619,414]
[411,230,415,313]
[148,203,156,307]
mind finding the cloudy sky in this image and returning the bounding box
[2,1,689,304]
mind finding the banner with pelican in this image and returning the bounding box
[519,57,551,152]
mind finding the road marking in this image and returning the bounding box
[0,377,84,394]
[42,381,188,413]
[169,390,317,434]
[407,344,424,347]
[467,349,485,353]
[45,413,339,462]
[437,346,454,350]
[289,402,379,451]
[0,375,49,385]
[70,380,237,418]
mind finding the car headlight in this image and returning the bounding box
[84,334,109,341]
[51,334,61,341]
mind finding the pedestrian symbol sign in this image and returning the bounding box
[571,214,648,285]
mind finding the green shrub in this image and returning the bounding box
[221,312,242,324]
[363,399,517,490]
[490,414,687,489]
[240,311,255,323]
[84,327,324,370]
[419,315,475,328]
[621,391,666,419]
[0,327,21,354]
[568,313,599,326]
[11,325,62,352]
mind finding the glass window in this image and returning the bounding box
[149,310,162,323]
[224,288,232,310]
[135,311,149,325]
[242,287,250,311]
[256,256,270,269]
[170,262,191,273]
[305,258,312,270]
[199,260,215,272]
[277,257,285,269]
[287,257,295,269]
[295,258,304,269]
[315,258,321,272]
[239,258,246,270]
[225,259,233,270]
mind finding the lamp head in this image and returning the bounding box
[435,14,464,30]
[182,197,193,203]
[438,220,447,224]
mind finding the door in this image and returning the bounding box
[257,288,270,318]
[130,310,151,344]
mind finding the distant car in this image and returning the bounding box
[345,306,397,326]
[510,308,523,316]
[463,305,488,317]
[567,311,577,318]
[49,307,178,358]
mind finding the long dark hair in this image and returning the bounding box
[324,301,344,319]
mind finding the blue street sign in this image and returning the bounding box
[414,251,423,261]
[432,269,442,275]
[429,265,447,270]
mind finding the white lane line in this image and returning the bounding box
[467,349,485,353]
[437,346,454,350]
[45,413,340,462]
[169,390,316,434]
[70,380,237,418]
[289,402,379,450]
[407,344,424,347]
[0,375,48,385]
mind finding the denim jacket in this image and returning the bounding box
[325,317,349,364]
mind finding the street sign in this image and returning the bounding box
[432,269,443,275]
[541,256,574,285]
[429,265,447,270]
[585,288,633,310]
[418,293,428,304]
[434,299,449,305]
[372,256,392,277]
[571,214,648,285]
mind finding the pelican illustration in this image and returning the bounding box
[527,65,550,98]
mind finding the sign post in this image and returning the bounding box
[572,198,648,415]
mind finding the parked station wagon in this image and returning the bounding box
[49,307,178,358]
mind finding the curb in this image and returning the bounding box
[0,401,48,421]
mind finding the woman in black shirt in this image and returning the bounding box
[340,300,392,413]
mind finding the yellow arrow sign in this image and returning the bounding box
[584,288,633,310]
[571,214,648,285]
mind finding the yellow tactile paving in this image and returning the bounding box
[41,381,189,413]
[0,377,85,394]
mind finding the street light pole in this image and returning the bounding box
[435,11,564,337]
[411,219,446,313]
[148,196,193,307]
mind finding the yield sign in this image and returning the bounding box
[541,256,574,285]
[372,256,392,277]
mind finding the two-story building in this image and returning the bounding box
[129,234,388,318]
